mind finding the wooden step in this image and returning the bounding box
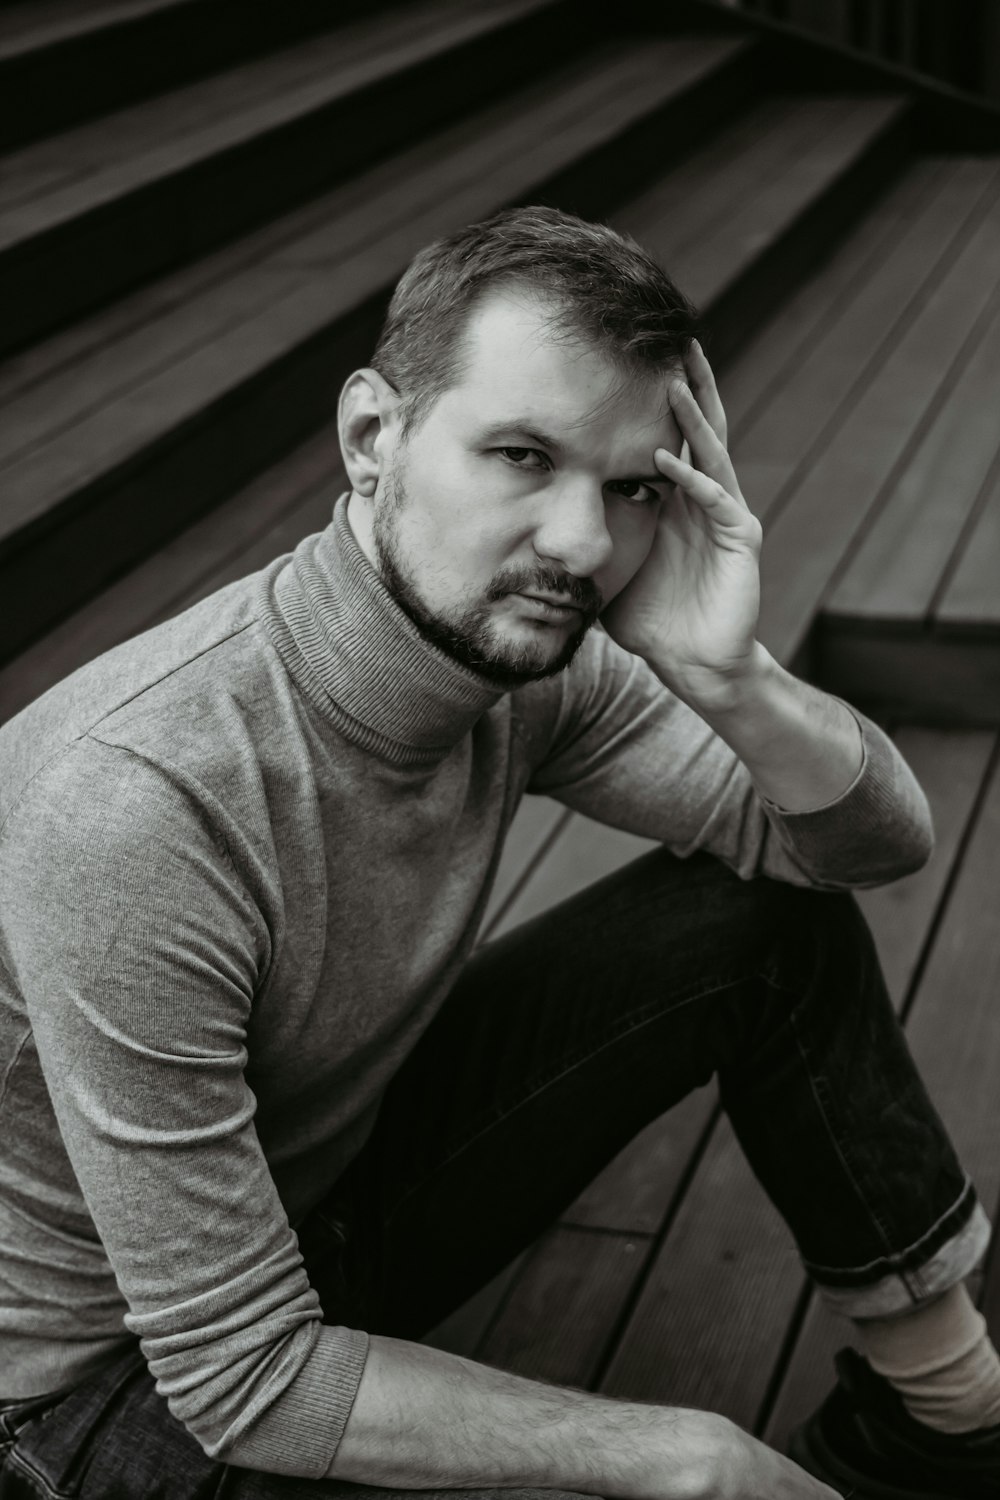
[0,0,604,355]
[811,284,1000,723]
[751,155,1000,669]
[765,730,1000,1447]
[618,91,911,366]
[420,725,999,1407]
[0,31,758,665]
[823,283,1000,629]
[0,0,392,152]
[937,463,1000,632]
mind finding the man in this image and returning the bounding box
[1,206,998,1500]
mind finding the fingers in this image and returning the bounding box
[654,446,761,546]
[684,338,727,446]
[667,379,743,504]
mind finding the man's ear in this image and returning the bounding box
[338,368,400,497]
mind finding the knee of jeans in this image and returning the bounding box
[769,887,889,1019]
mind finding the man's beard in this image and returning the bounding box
[372,467,603,686]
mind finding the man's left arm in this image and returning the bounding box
[592,341,932,881]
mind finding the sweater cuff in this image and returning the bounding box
[762,707,934,886]
[224,1323,369,1477]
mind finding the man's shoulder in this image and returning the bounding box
[0,574,277,832]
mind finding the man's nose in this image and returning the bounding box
[531,483,614,579]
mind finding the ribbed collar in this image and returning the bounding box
[257,494,505,767]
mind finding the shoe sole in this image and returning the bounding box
[788,1422,958,1500]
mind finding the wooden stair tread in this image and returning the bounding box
[756,156,1000,664]
[0,0,524,234]
[935,462,1000,631]
[0,31,741,412]
[620,93,907,309]
[732,155,1000,522]
[824,286,1000,625]
[598,1112,802,1424]
[763,728,1000,1446]
[722,157,951,437]
[478,1226,651,1389]
[0,34,749,546]
[0,422,346,724]
[0,0,178,56]
[456,725,998,1404]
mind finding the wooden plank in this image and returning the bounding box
[422,1252,528,1359]
[598,1115,802,1428]
[478,1227,652,1387]
[758,161,1000,666]
[491,814,659,939]
[825,288,1000,624]
[817,625,1000,726]
[722,158,948,437]
[936,457,1000,630]
[596,726,995,1429]
[0,0,601,355]
[481,796,570,937]
[619,94,842,264]
[563,1086,718,1234]
[0,2,404,154]
[733,155,1000,524]
[856,727,998,1005]
[0,262,305,473]
[0,0,550,231]
[0,3,178,56]
[671,97,905,306]
[0,34,752,660]
[903,751,1000,1216]
[765,729,1000,1447]
[0,420,344,722]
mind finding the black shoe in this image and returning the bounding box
[788,1347,1000,1499]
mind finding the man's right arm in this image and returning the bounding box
[327,1334,840,1499]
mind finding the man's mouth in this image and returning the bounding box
[514,592,584,624]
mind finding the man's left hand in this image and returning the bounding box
[601,341,763,710]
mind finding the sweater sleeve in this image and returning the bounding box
[526,631,932,889]
[0,738,367,1478]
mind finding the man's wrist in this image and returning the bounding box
[649,641,776,722]
[651,641,865,814]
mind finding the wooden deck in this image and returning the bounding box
[1,0,999,1456]
[426,726,1000,1441]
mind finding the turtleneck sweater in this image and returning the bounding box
[0,496,932,1478]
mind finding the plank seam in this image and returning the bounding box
[898,731,1000,1029]
[820,269,1000,629]
[478,807,575,945]
[590,1101,723,1393]
[753,1277,814,1437]
[759,157,1000,536]
[927,436,1000,621]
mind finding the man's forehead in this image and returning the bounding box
[450,290,679,443]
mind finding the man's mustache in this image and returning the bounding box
[485,566,603,621]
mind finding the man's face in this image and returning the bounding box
[368,290,683,684]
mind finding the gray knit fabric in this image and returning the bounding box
[0,497,932,1477]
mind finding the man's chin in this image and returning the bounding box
[465,624,590,686]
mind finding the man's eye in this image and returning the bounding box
[609,480,660,505]
[499,447,547,469]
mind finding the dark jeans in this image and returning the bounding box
[0,849,987,1498]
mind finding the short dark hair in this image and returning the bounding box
[371,205,699,434]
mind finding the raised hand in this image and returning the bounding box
[601,341,764,708]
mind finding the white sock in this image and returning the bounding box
[854,1283,1000,1435]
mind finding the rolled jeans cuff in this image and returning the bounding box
[807,1182,992,1320]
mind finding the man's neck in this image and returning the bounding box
[345,489,379,570]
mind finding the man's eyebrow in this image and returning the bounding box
[477,420,563,451]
